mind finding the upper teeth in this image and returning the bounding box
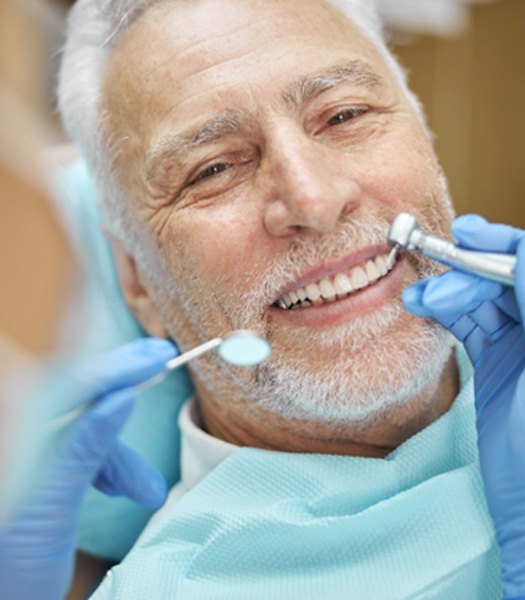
[276,254,393,310]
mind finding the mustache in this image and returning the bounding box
[265,219,388,297]
[236,209,447,317]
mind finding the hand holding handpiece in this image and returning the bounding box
[0,332,270,600]
[401,214,525,600]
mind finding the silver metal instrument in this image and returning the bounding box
[387,212,516,286]
[136,330,271,393]
[51,331,270,432]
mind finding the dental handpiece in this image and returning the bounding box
[387,212,516,286]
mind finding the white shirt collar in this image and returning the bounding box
[178,398,239,491]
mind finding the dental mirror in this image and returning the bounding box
[161,330,270,375]
[135,330,271,394]
[217,330,271,366]
[52,331,271,433]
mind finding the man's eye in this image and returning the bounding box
[190,162,231,186]
[327,107,368,127]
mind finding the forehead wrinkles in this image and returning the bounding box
[106,0,376,93]
[101,0,389,151]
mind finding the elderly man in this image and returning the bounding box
[64,0,458,452]
[2,0,525,598]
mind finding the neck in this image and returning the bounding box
[194,350,459,458]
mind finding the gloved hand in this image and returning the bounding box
[403,214,525,600]
[0,338,177,600]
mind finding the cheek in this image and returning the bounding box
[358,130,444,213]
[161,205,265,293]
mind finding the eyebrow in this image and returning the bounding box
[282,59,383,107]
[145,60,383,184]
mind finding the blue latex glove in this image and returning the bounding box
[0,338,177,600]
[403,214,525,600]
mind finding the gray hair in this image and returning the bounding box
[57,0,424,248]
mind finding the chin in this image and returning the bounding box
[252,311,455,427]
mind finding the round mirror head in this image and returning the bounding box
[218,331,271,366]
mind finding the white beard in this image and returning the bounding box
[141,196,456,429]
[253,309,455,426]
[214,205,455,427]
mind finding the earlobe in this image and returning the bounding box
[108,237,169,339]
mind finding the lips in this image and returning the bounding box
[274,252,395,310]
[272,246,398,311]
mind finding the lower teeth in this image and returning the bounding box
[281,280,376,310]
[290,300,312,310]
[289,293,348,310]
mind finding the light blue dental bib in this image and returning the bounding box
[92,357,502,600]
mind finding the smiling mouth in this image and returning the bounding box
[273,253,396,311]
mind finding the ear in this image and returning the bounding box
[109,236,169,339]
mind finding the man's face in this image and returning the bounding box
[103,0,453,425]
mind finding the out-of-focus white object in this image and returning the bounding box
[375,0,497,37]
[0,337,45,523]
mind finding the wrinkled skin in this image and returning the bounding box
[101,0,458,456]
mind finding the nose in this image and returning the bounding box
[262,124,361,236]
